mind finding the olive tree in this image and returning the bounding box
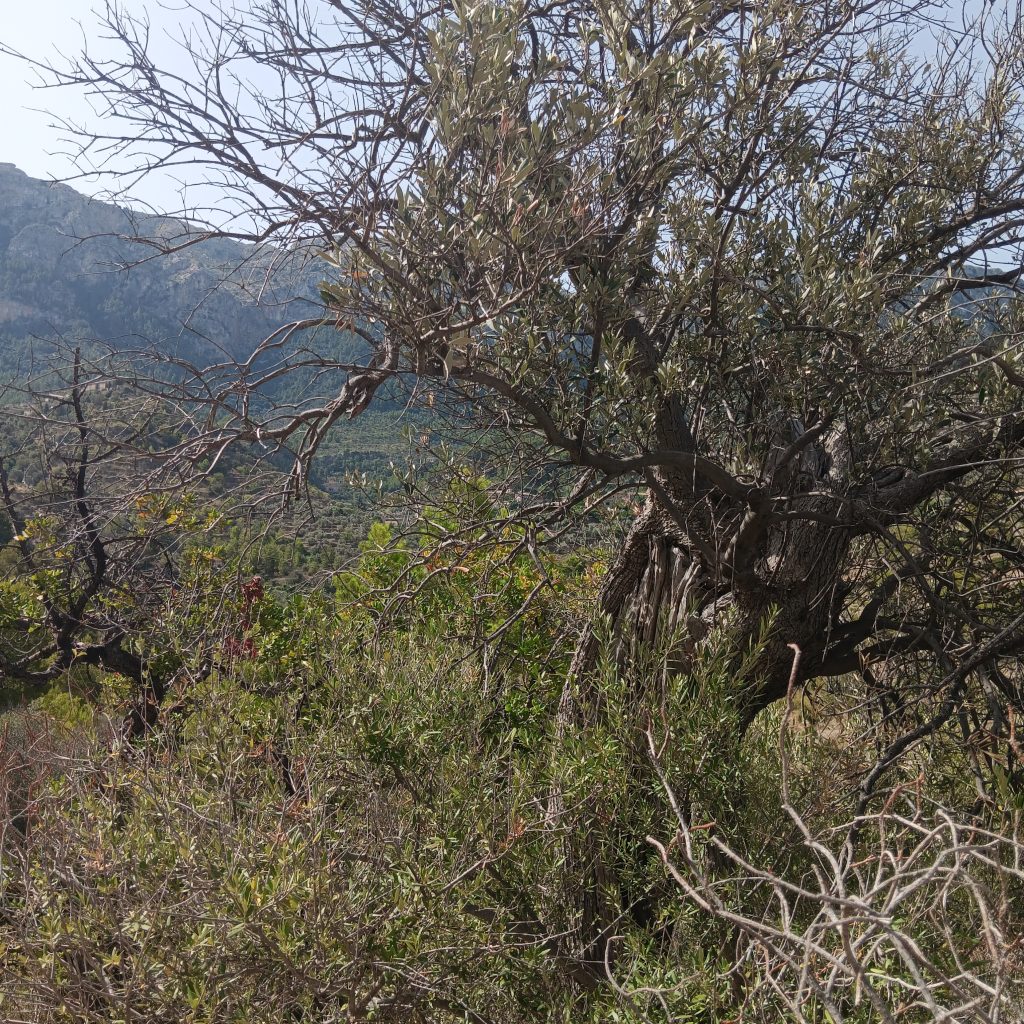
[15,0,1024,975]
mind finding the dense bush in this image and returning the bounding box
[1,521,1021,1022]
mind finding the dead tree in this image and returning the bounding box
[0,350,176,740]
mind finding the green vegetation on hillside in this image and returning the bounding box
[3,0,1024,1020]
[2,507,1021,1021]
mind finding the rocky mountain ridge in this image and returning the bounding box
[0,162,316,373]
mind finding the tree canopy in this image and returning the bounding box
[37,0,1024,741]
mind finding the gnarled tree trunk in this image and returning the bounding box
[550,435,857,975]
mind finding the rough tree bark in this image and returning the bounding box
[549,412,864,972]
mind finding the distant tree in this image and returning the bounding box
[12,0,1024,972]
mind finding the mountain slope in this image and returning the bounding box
[0,162,318,372]
[0,163,415,502]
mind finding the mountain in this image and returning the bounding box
[0,163,415,504]
[0,162,319,373]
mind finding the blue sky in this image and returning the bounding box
[0,0,209,210]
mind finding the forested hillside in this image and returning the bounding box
[0,162,419,549]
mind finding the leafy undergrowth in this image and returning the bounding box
[0,524,1021,1022]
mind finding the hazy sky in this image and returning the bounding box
[1,1,111,186]
[0,0,209,211]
